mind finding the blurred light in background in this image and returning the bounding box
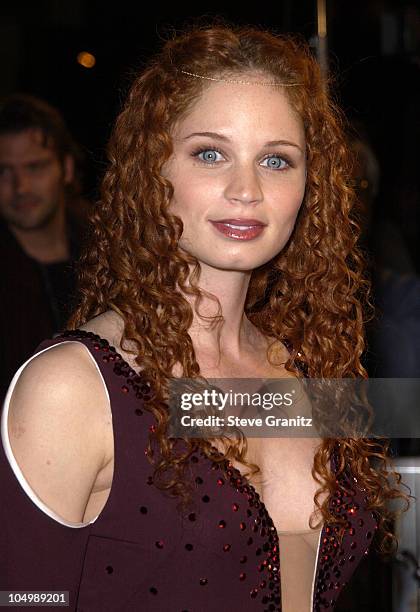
[317,0,327,38]
[316,0,328,78]
[77,51,96,68]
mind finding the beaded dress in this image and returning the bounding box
[0,329,378,611]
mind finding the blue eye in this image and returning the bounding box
[261,155,289,170]
[195,148,222,164]
[191,147,291,171]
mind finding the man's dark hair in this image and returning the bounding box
[0,94,82,182]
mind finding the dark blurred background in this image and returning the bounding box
[0,1,419,610]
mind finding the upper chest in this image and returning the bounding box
[213,436,327,534]
[195,348,324,533]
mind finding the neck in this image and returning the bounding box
[180,263,260,361]
[10,201,69,264]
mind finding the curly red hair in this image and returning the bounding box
[68,23,410,554]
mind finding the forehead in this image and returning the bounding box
[174,80,304,143]
[0,129,57,162]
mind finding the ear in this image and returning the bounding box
[63,155,75,185]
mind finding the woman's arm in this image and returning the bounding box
[7,341,110,524]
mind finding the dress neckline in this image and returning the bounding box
[58,328,334,535]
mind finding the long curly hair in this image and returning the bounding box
[68,23,410,554]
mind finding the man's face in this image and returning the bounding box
[0,128,73,231]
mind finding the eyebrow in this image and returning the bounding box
[181,131,303,153]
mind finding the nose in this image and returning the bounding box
[223,162,263,205]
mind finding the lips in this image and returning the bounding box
[15,201,39,211]
[209,219,267,241]
[15,197,41,211]
[212,218,266,227]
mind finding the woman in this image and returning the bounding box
[0,24,408,611]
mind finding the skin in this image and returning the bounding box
[0,128,74,263]
[162,73,307,363]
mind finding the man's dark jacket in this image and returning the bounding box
[0,211,84,402]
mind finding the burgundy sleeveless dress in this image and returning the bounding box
[0,329,378,611]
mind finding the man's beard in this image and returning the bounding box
[8,195,61,232]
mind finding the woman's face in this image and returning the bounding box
[162,75,306,272]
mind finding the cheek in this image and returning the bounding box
[291,187,306,214]
[170,181,208,218]
[0,183,11,199]
[37,171,63,196]
[273,180,306,215]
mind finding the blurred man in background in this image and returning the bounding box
[0,94,89,402]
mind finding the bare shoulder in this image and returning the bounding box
[78,309,125,346]
[8,341,109,419]
[79,309,142,373]
[6,341,111,524]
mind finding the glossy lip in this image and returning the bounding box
[211,218,267,226]
[209,220,266,240]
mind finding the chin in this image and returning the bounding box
[199,254,274,272]
[180,242,280,272]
